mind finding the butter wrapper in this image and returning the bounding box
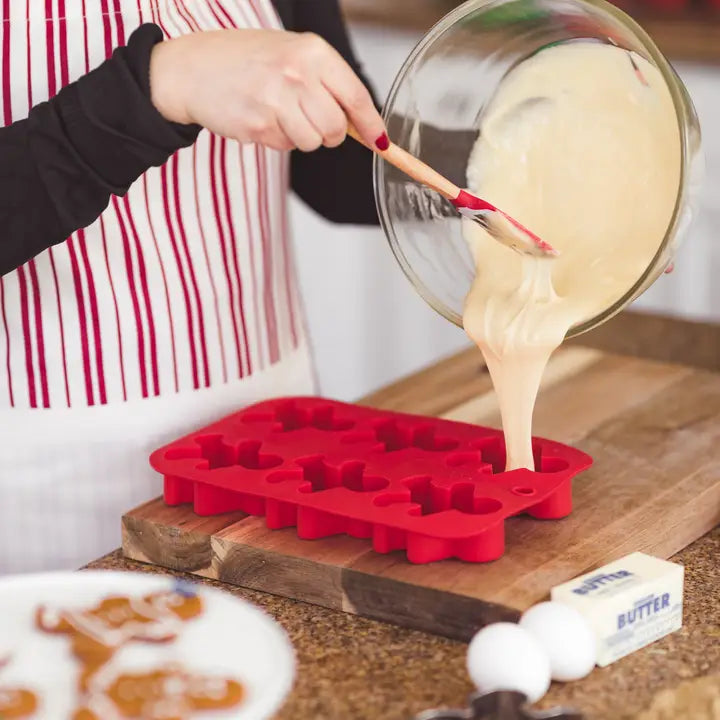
[551,552,684,666]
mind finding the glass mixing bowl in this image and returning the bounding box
[375,0,703,337]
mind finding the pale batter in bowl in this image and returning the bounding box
[463,41,681,470]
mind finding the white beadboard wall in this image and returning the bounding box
[290,23,720,402]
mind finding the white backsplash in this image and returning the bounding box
[291,23,720,401]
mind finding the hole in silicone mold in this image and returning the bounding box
[374,493,410,507]
[539,456,570,473]
[475,497,503,514]
[373,420,458,453]
[196,437,283,470]
[446,484,502,515]
[255,401,356,432]
[469,436,506,473]
[469,437,570,474]
[512,486,536,496]
[295,456,389,493]
[446,451,485,468]
[406,476,435,515]
[375,476,502,516]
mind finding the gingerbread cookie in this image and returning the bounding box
[0,659,39,719]
[0,688,38,718]
[36,583,204,690]
[73,665,244,720]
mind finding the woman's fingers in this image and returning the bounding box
[319,45,387,150]
[154,28,387,152]
[299,83,348,148]
[277,99,323,152]
[251,113,295,151]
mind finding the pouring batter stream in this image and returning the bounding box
[462,41,680,470]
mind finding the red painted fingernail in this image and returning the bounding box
[375,133,390,151]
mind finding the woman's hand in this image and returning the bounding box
[149,29,387,152]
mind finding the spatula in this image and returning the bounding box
[347,125,557,258]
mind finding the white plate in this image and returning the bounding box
[0,571,295,720]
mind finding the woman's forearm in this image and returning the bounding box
[0,24,198,277]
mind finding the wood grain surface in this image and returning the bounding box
[123,313,720,641]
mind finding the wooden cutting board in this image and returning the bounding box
[122,338,720,641]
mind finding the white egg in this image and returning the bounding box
[520,601,597,681]
[466,622,550,703]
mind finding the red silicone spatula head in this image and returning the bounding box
[451,190,558,258]
[346,124,558,258]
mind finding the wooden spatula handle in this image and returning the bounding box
[346,123,461,202]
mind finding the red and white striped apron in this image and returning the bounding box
[0,0,314,573]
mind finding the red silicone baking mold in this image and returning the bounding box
[151,397,593,564]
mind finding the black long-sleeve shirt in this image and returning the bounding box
[0,0,379,278]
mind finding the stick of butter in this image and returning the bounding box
[551,552,684,667]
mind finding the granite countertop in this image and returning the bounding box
[89,530,718,720]
[87,312,720,719]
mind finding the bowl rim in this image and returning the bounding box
[374,0,701,338]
